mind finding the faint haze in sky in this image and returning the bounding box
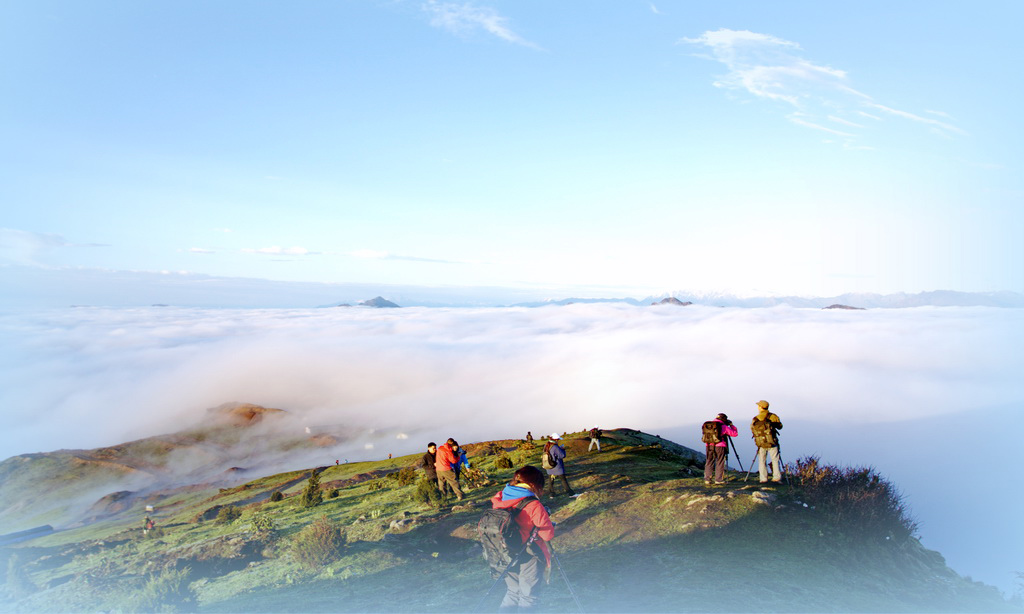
[0,304,1021,592]
[2,2,1023,298]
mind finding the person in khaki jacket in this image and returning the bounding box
[751,400,783,483]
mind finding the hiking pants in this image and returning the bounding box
[547,473,575,496]
[705,445,727,482]
[758,446,782,482]
[588,437,601,451]
[436,470,463,500]
[500,555,544,612]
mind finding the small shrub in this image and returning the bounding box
[145,527,165,539]
[485,442,504,456]
[270,491,283,502]
[391,466,417,486]
[412,477,442,508]
[328,488,340,499]
[367,480,386,492]
[291,515,346,570]
[494,454,513,470]
[298,471,323,508]
[792,455,918,543]
[123,566,195,613]
[250,512,276,540]
[216,505,242,524]
[517,440,535,451]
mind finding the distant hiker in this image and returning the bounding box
[335,459,339,466]
[486,466,555,611]
[526,431,534,443]
[542,434,575,496]
[388,453,392,459]
[751,400,784,483]
[143,516,155,535]
[421,442,439,487]
[435,438,465,501]
[702,413,738,485]
[588,425,602,452]
[454,444,471,481]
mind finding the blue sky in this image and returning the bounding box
[3,1,1022,301]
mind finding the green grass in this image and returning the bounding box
[2,430,1016,613]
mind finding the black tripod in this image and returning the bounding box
[744,446,790,485]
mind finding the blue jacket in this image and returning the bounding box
[545,443,567,476]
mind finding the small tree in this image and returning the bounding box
[299,471,323,508]
[270,490,284,502]
[412,477,442,508]
[291,515,346,570]
[250,512,277,541]
[216,505,242,524]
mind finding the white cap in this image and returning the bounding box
[550,432,561,440]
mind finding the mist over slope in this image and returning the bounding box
[1,303,1021,592]
[1,429,1017,613]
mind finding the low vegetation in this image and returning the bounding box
[0,429,1016,613]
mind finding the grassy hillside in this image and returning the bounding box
[0,429,1017,613]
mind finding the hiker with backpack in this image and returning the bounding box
[587,426,602,452]
[482,465,555,612]
[421,442,439,491]
[702,413,738,485]
[454,443,471,484]
[435,438,465,501]
[542,434,575,496]
[751,400,784,483]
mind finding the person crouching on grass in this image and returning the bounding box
[490,466,555,612]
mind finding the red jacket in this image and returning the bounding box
[491,489,555,566]
[434,443,457,473]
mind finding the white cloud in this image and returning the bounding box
[827,115,864,128]
[0,228,105,266]
[189,247,215,254]
[242,246,318,256]
[788,114,855,136]
[864,102,968,136]
[0,304,1019,591]
[423,1,541,50]
[350,249,391,260]
[683,28,965,144]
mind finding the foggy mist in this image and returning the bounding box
[0,303,1021,592]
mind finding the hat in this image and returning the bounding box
[716,413,728,421]
[756,400,770,409]
[550,432,561,440]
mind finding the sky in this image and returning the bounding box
[3,1,1024,303]
[1,304,1021,593]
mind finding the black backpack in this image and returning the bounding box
[751,415,777,448]
[477,497,532,577]
[701,420,722,444]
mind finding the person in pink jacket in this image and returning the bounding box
[703,413,738,485]
[490,466,555,611]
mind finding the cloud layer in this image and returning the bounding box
[0,304,1020,590]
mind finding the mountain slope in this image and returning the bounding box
[0,429,1016,613]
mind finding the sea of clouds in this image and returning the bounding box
[0,304,1021,593]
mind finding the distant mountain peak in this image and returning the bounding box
[359,296,401,308]
[652,297,693,306]
[206,403,287,426]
